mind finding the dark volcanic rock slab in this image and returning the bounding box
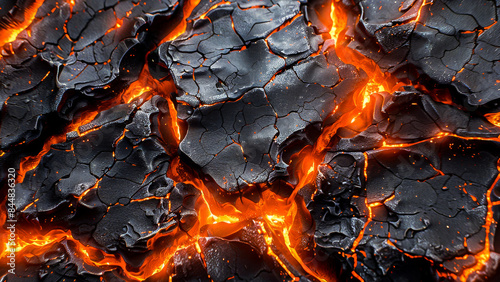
[310,89,500,281]
[3,0,500,281]
[15,96,200,266]
[169,237,290,282]
[343,0,500,107]
[334,89,500,152]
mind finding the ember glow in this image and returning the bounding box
[2,0,500,281]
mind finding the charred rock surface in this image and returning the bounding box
[153,3,367,190]
[310,90,500,281]
[15,96,202,270]
[335,89,500,152]
[344,0,500,107]
[1,0,500,281]
[167,231,295,282]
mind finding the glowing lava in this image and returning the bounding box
[0,0,44,57]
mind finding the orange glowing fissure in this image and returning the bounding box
[313,1,397,160]
[15,62,175,184]
[2,1,327,281]
[2,155,327,281]
[0,0,44,58]
[2,0,498,281]
[485,112,500,127]
[166,158,328,281]
[0,227,198,281]
[379,133,500,281]
[459,165,497,281]
[1,66,179,280]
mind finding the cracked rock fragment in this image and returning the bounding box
[309,152,366,252]
[164,222,303,282]
[2,0,500,281]
[14,96,200,271]
[310,89,500,281]
[343,0,500,106]
[169,237,291,282]
[334,89,500,152]
[154,4,367,190]
[0,0,180,151]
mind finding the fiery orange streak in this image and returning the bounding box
[0,198,7,259]
[259,222,301,281]
[312,0,399,165]
[158,0,202,45]
[328,0,345,44]
[1,180,321,281]
[16,113,98,183]
[5,1,203,277]
[287,146,320,205]
[166,97,181,144]
[4,0,495,281]
[321,0,499,280]
[319,0,436,156]
[344,153,371,282]
[381,132,500,148]
[460,160,498,281]
[12,0,200,185]
[0,227,199,281]
[265,2,429,279]
[0,0,44,58]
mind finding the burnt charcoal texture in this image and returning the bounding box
[314,136,500,281]
[344,0,500,107]
[168,235,293,282]
[14,96,203,268]
[0,0,180,151]
[2,0,500,282]
[309,89,500,281]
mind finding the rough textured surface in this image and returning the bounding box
[1,0,500,281]
[155,6,366,190]
[0,0,179,150]
[346,0,500,107]
[16,96,201,265]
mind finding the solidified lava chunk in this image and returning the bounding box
[2,0,500,281]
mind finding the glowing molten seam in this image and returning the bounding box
[459,169,497,281]
[164,157,328,281]
[1,0,198,279]
[158,0,202,45]
[0,228,197,281]
[381,133,500,281]
[15,64,165,184]
[16,113,98,183]
[1,0,326,280]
